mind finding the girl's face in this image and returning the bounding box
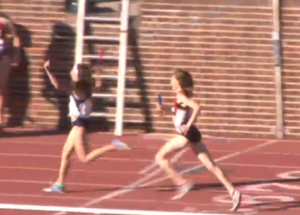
[171,76,181,92]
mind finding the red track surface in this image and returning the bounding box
[1,131,300,215]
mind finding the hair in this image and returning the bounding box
[72,63,94,98]
[76,63,93,80]
[173,69,194,97]
[72,79,93,99]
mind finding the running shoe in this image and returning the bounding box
[112,139,131,150]
[43,183,65,193]
[171,181,194,200]
[230,190,242,211]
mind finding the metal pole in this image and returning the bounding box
[115,0,130,136]
[75,0,86,64]
[272,0,283,139]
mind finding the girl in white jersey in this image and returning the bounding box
[156,69,242,211]
[42,60,130,193]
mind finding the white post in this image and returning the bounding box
[272,0,283,139]
[75,0,86,64]
[115,0,130,136]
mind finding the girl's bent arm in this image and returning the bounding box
[163,105,174,115]
[179,94,201,127]
[156,104,174,116]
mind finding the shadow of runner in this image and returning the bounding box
[41,21,75,130]
[6,23,31,128]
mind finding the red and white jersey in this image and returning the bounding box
[172,100,191,132]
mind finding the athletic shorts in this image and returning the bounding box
[71,117,89,129]
[180,125,202,144]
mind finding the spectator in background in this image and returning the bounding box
[0,15,20,134]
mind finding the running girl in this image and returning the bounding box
[43,60,130,192]
[155,69,242,211]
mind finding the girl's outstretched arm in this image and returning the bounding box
[44,60,71,91]
[92,65,103,89]
[93,49,106,90]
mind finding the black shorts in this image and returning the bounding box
[71,117,89,129]
[181,125,202,144]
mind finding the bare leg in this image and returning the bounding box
[43,127,76,192]
[55,128,77,184]
[190,143,234,193]
[155,135,189,186]
[74,127,129,163]
[85,145,117,162]
[190,142,242,211]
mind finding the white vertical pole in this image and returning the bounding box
[75,0,86,64]
[272,0,283,139]
[115,0,130,136]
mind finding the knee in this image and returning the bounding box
[155,153,167,166]
[78,156,89,164]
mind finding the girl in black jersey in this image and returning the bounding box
[156,69,242,211]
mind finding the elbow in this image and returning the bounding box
[194,103,201,113]
[192,104,201,117]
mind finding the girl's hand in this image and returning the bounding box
[44,60,50,69]
[156,103,163,111]
[156,103,165,116]
[179,124,190,135]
